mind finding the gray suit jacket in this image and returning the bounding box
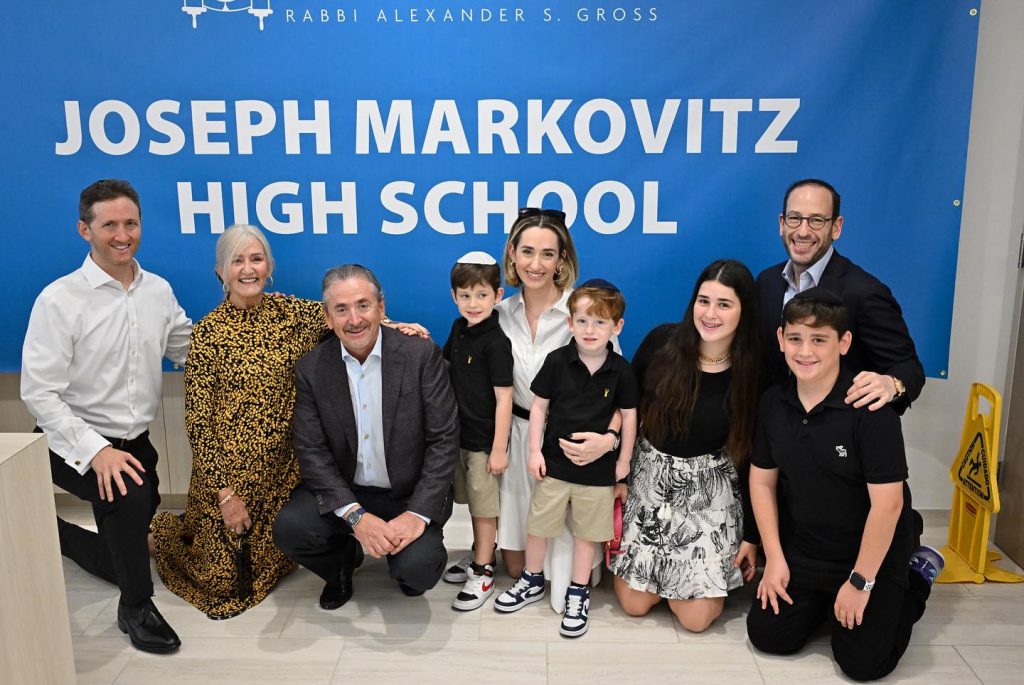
[292,327,459,523]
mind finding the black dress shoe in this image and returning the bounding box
[117,599,181,653]
[398,582,425,597]
[320,544,365,610]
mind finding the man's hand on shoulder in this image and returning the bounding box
[387,512,427,554]
[845,371,897,411]
[91,446,146,502]
[351,512,399,558]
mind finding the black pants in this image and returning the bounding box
[746,563,931,682]
[48,434,160,607]
[272,485,447,593]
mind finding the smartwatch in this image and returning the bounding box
[848,571,875,591]
[605,428,621,451]
[343,505,366,528]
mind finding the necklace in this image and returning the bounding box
[699,352,731,365]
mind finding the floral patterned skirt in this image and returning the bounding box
[611,438,743,600]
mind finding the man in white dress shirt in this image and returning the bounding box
[21,179,191,653]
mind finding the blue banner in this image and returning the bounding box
[2,1,979,374]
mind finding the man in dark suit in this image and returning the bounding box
[756,179,925,414]
[273,264,459,609]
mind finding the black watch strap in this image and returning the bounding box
[343,505,366,527]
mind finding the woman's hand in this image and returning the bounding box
[559,431,616,465]
[385,320,430,339]
[219,488,252,534]
[734,541,759,582]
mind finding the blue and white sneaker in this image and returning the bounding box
[559,583,590,637]
[909,545,945,586]
[493,569,545,612]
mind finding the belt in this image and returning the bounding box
[100,431,151,450]
[512,403,531,421]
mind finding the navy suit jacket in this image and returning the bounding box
[292,326,459,522]
[756,250,925,413]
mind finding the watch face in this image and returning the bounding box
[849,572,866,590]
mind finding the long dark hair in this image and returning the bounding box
[640,259,761,462]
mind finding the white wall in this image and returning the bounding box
[902,0,1024,507]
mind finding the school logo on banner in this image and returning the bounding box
[182,1,273,31]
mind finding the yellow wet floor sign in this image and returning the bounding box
[938,383,1024,583]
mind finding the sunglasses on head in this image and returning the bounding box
[518,207,567,223]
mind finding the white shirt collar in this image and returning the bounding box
[81,253,141,290]
[509,288,572,316]
[782,246,834,290]
[340,326,384,365]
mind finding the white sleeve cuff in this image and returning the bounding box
[68,431,111,475]
[334,503,359,518]
[408,511,431,526]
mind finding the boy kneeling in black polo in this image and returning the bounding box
[746,287,943,682]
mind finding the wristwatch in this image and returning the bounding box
[605,429,621,451]
[343,505,366,528]
[890,376,906,401]
[848,571,875,591]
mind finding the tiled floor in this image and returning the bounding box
[59,508,1024,684]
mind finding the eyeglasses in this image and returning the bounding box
[783,213,835,230]
[518,207,567,223]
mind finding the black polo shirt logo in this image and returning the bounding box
[835,445,848,458]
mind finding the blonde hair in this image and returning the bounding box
[502,214,578,290]
[215,224,275,282]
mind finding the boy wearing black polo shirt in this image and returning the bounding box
[494,279,638,638]
[746,287,944,682]
[442,252,514,612]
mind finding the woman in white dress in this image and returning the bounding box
[495,207,619,612]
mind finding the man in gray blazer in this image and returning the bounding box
[273,264,459,609]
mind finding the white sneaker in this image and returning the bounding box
[451,563,495,611]
[443,544,497,584]
[442,551,474,584]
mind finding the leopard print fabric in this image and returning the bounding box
[152,296,325,618]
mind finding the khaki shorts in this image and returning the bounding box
[527,476,614,542]
[453,448,500,518]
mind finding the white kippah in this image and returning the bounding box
[456,251,497,265]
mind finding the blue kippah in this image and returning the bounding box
[577,278,620,293]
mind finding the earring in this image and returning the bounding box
[222,281,230,295]
[556,264,563,276]
[266,275,274,289]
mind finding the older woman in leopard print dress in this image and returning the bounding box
[150,225,326,618]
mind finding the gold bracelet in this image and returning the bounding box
[218,490,234,506]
